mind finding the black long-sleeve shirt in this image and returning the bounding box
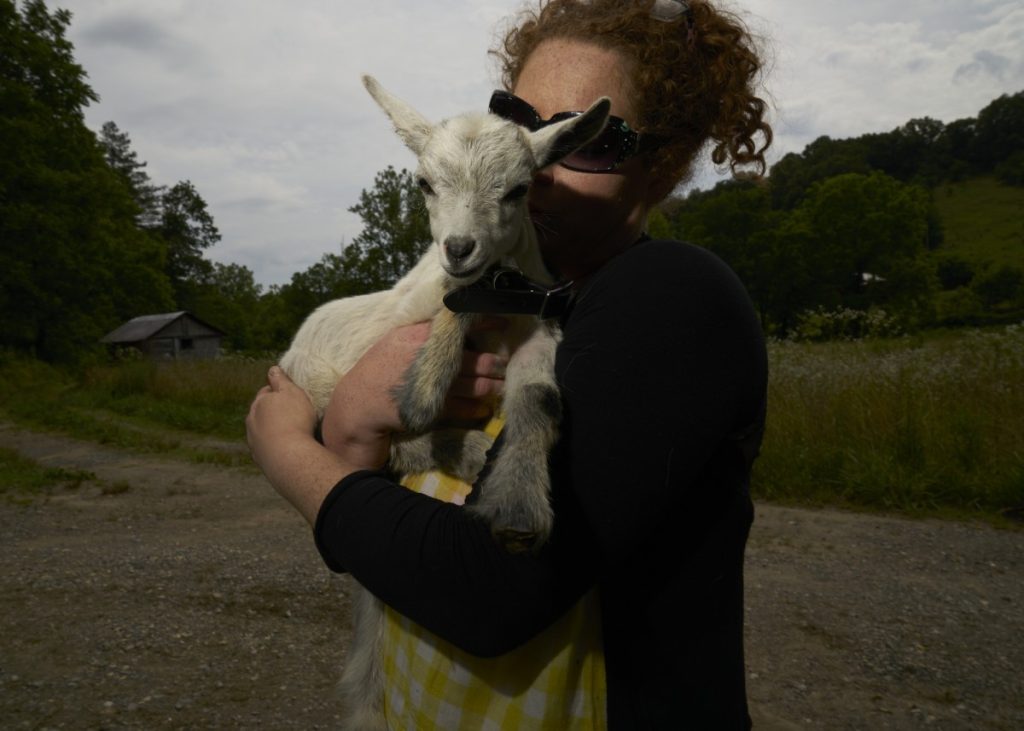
[315,238,767,729]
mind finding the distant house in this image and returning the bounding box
[100,311,226,359]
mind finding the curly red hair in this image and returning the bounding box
[492,0,773,187]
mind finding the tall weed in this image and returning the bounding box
[755,325,1024,516]
[4,331,1022,520]
[0,354,272,442]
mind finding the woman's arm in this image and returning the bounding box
[312,241,767,655]
[246,320,508,526]
[246,325,418,526]
[246,365,362,525]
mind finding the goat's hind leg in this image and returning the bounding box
[393,310,475,433]
[470,324,560,553]
[338,586,388,731]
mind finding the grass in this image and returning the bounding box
[75,357,271,439]
[0,353,270,468]
[2,331,1022,522]
[933,176,1024,270]
[753,325,1024,521]
[0,447,96,501]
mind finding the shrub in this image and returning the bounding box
[936,256,975,290]
[791,307,903,342]
[973,265,1024,309]
[994,150,1024,186]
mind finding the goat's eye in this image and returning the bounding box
[503,183,529,202]
[417,178,434,195]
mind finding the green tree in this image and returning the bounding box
[260,166,433,353]
[972,91,1024,172]
[98,120,164,227]
[646,206,673,240]
[666,181,832,334]
[939,117,977,178]
[755,214,826,333]
[0,0,173,361]
[339,166,432,291]
[670,181,782,324]
[865,118,950,185]
[994,150,1024,186]
[768,136,872,209]
[156,179,221,306]
[272,165,431,327]
[250,286,296,353]
[791,171,934,322]
[972,265,1023,310]
[277,253,350,327]
[188,262,263,351]
[936,256,975,290]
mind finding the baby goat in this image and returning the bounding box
[280,75,609,729]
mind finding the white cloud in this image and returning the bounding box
[57,0,1024,286]
[738,0,1024,166]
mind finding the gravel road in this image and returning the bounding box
[1,422,1021,730]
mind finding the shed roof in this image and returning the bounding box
[100,311,225,344]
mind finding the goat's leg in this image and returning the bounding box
[393,310,475,433]
[391,429,494,484]
[470,323,561,553]
[338,585,388,731]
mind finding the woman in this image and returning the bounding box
[248,0,772,727]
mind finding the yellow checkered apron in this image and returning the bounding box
[384,418,607,730]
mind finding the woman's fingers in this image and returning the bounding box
[449,373,504,399]
[460,349,508,378]
[266,364,298,391]
[444,319,508,419]
[467,316,509,335]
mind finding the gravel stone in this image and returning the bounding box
[1,422,1021,729]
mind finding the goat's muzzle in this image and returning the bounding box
[444,235,476,264]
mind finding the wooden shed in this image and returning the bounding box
[100,311,226,359]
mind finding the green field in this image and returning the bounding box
[933,176,1024,270]
[0,355,269,468]
[754,326,1023,521]
[2,327,1022,523]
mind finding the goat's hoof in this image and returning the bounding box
[494,527,542,555]
[471,500,553,554]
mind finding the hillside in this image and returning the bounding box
[933,177,1024,269]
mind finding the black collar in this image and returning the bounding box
[443,267,574,320]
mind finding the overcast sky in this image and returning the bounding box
[56,0,1024,287]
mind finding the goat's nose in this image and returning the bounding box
[444,235,476,262]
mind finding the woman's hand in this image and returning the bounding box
[247,318,508,525]
[246,366,352,526]
[444,328,509,424]
[319,322,428,465]
[246,365,317,468]
[321,319,508,456]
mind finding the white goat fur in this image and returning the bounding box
[279,76,610,730]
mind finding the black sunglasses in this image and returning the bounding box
[488,90,663,173]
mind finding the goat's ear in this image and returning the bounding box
[362,75,433,155]
[528,97,611,170]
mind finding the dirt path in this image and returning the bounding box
[1,422,1021,730]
